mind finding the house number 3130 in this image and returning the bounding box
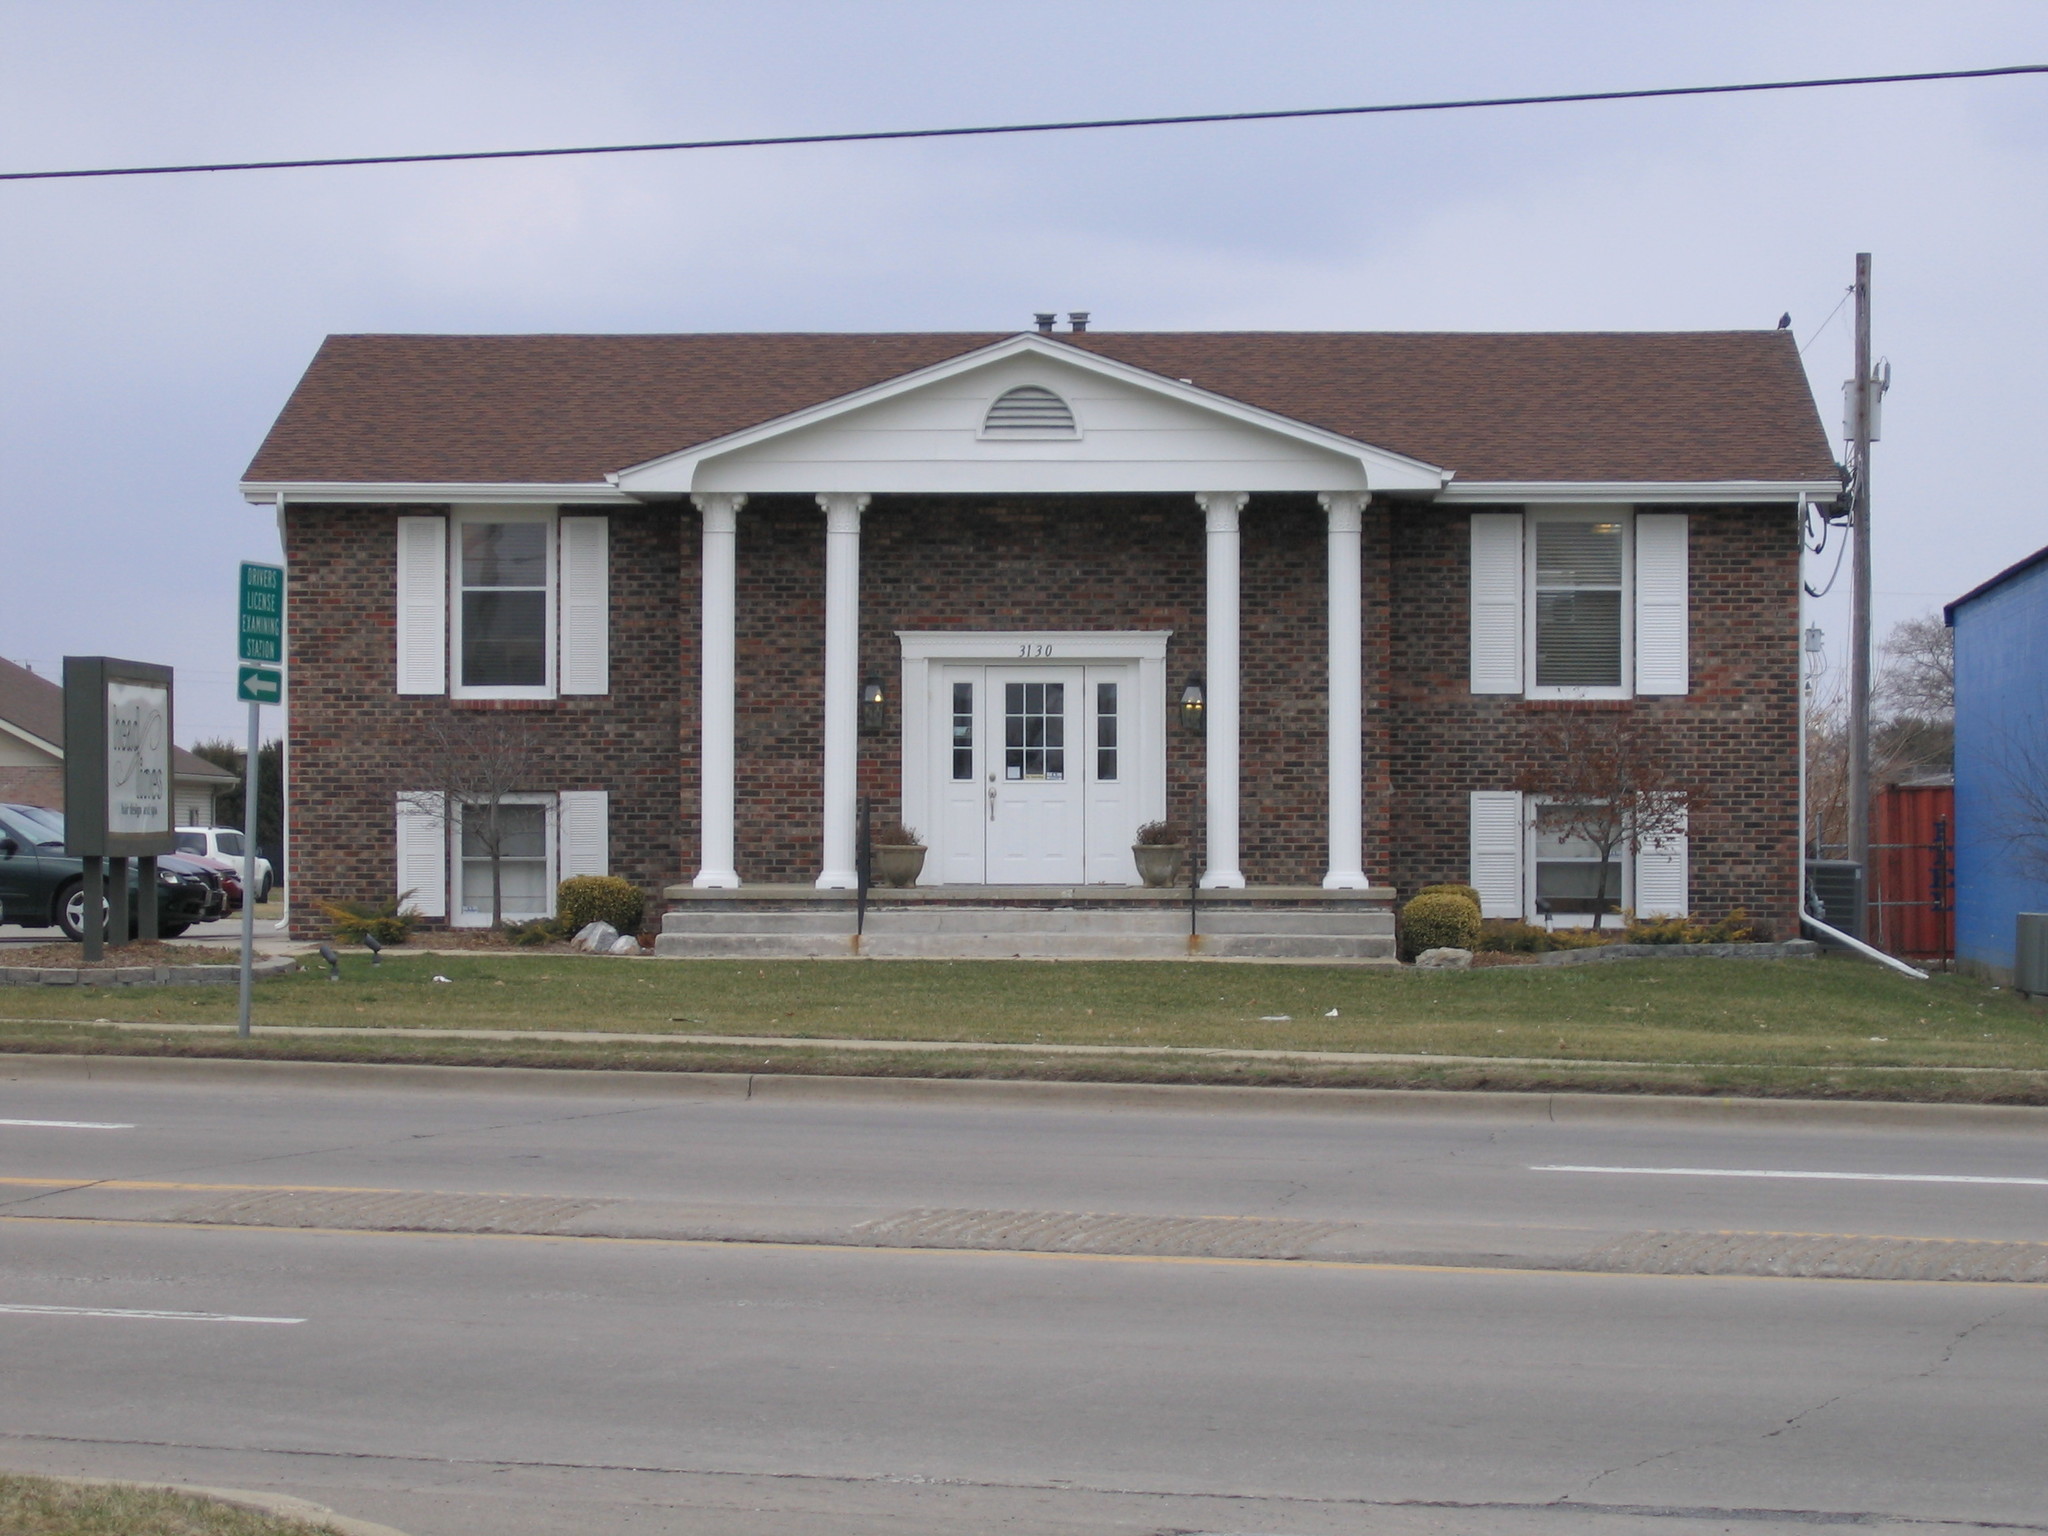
[1016,643,1054,657]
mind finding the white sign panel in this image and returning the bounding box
[105,680,170,834]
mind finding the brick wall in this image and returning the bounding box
[284,505,682,938]
[287,496,1800,934]
[0,766,63,810]
[1383,503,1802,937]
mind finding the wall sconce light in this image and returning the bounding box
[860,677,887,736]
[1179,678,1206,736]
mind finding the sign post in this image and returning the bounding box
[62,657,176,961]
[237,563,285,1037]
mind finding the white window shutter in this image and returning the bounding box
[1634,513,1689,695]
[1469,790,1525,919]
[395,516,448,695]
[1469,512,1524,694]
[559,516,609,695]
[557,790,609,881]
[395,791,447,918]
[1634,810,1689,918]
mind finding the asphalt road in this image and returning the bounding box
[1,1063,2044,1535]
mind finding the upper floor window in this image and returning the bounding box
[980,385,1079,439]
[459,515,551,691]
[1532,517,1626,691]
[394,508,610,699]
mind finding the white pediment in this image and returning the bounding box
[611,335,1445,498]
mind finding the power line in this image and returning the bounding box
[3,62,2043,184]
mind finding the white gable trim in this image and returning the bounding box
[610,333,1447,498]
[0,716,61,759]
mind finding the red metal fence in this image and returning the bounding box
[1869,783,1955,963]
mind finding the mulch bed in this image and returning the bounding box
[1,941,245,968]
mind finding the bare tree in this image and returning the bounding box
[398,713,545,929]
[1807,611,1956,856]
[1512,712,1694,931]
[1877,614,1955,722]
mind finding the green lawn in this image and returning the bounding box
[0,1473,344,1536]
[3,950,2046,1101]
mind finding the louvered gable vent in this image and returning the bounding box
[981,385,1077,437]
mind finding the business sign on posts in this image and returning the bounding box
[62,656,176,858]
[239,562,284,663]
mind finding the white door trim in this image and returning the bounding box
[900,631,1170,885]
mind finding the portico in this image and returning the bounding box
[609,333,1444,894]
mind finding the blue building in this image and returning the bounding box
[1946,544,2048,979]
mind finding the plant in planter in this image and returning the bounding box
[868,820,926,887]
[1131,820,1189,887]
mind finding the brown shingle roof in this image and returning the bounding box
[0,657,236,783]
[244,330,1838,487]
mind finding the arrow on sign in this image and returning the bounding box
[236,665,283,704]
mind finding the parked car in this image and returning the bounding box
[0,804,217,939]
[177,852,244,912]
[174,826,273,901]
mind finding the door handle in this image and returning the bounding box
[987,773,996,821]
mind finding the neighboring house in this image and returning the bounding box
[1944,544,2048,980]
[0,656,237,826]
[241,323,1838,940]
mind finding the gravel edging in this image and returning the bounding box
[1538,939,1821,966]
[0,954,300,987]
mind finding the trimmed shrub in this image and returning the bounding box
[1418,882,1483,913]
[1623,908,1771,945]
[320,890,421,946]
[556,875,645,938]
[506,916,569,947]
[1399,890,1480,960]
[1477,920,1613,954]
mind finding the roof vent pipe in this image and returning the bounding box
[1034,313,1057,334]
[1067,312,1090,333]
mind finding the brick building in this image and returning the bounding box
[243,322,1838,948]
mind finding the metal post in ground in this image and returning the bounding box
[237,699,260,1038]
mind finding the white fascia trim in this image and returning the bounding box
[240,481,631,506]
[0,716,61,758]
[898,630,1172,662]
[1440,480,1841,504]
[609,333,1449,496]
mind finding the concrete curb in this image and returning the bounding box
[21,1471,412,1535]
[0,954,299,987]
[4,1050,2046,1129]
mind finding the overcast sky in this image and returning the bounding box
[2,1,2044,743]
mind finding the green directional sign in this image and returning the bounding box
[239,562,285,663]
[236,665,282,705]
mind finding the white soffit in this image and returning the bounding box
[241,481,631,505]
[611,334,1447,498]
[1441,479,1842,504]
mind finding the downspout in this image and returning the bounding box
[272,493,288,937]
[1803,910,1929,979]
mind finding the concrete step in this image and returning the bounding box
[1197,934,1397,961]
[855,933,1192,960]
[864,908,1185,936]
[663,910,858,935]
[654,934,855,959]
[1196,911,1396,936]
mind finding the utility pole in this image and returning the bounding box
[1846,252,1873,929]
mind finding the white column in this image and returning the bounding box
[1197,493,1248,889]
[816,493,870,889]
[1320,491,1369,889]
[691,493,744,888]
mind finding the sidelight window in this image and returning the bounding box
[1095,681,1119,782]
[951,682,974,780]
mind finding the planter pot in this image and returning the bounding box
[1132,843,1186,888]
[871,844,927,888]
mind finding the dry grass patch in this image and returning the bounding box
[0,1472,345,1535]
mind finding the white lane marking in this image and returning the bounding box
[0,1303,303,1324]
[0,1118,134,1130]
[1531,1164,2048,1186]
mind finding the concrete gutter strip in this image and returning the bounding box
[3,1051,2045,1129]
[0,955,299,987]
[21,1473,412,1536]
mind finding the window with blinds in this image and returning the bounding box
[1533,519,1624,689]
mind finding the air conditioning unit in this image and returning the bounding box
[2016,914,2048,997]
[1805,860,1865,941]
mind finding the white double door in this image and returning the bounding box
[930,663,1142,885]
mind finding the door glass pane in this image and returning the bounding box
[951,682,974,781]
[1004,681,1065,780]
[1095,681,1118,782]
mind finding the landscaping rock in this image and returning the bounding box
[572,921,619,953]
[606,935,640,955]
[1414,947,1474,970]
